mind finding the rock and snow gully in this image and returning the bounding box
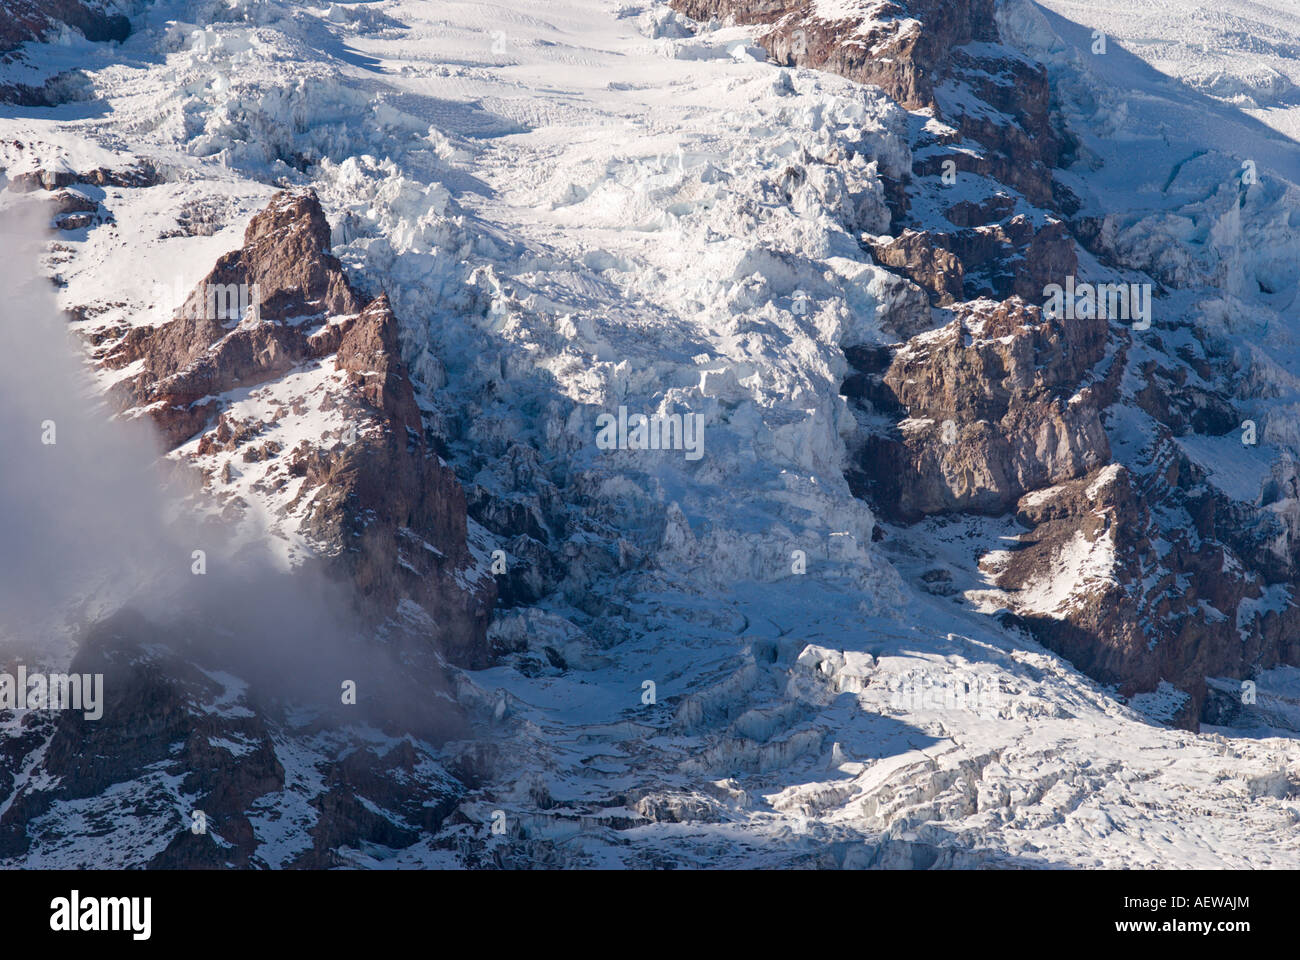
[3,0,1300,868]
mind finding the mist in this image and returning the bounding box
[0,199,462,740]
[0,201,179,654]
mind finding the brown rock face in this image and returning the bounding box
[182,190,362,327]
[852,298,1110,518]
[944,194,1017,229]
[6,162,160,193]
[670,0,804,23]
[95,190,494,668]
[865,230,965,305]
[107,192,366,447]
[0,0,130,55]
[888,297,1106,413]
[868,217,1076,306]
[2,157,158,235]
[293,298,489,667]
[734,0,1300,726]
[988,462,1300,727]
[992,466,1155,687]
[760,0,998,111]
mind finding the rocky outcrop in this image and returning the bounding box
[0,0,130,55]
[96,191,494,668]
[865,215,1074,307]
[850,298,1110,518]
[728,0,1000,112]
[983,461,1300,727]
[104,191,363,444]
[0,0,131,103]
[5,161,160,192]
[669,0,803,25]
[47,186,104,229]
[864,230,965,305]
[1,151,159,233]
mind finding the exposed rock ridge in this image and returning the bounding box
[0,0,130,56]
[97,190,494,668]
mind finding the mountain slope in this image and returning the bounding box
[2,0,1300,868]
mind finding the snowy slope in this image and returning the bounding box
[4,0,1300,868]
[1036,0,1300,141]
